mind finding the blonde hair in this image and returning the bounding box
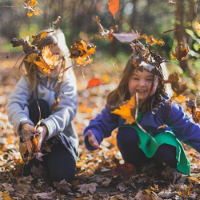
[22,29,71,91]
[106,55,172,112]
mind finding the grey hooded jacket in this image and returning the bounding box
[6,68,79,151]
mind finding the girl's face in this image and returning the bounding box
[38,45,63,76]
[128,69,158,101]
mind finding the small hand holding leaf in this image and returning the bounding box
[34,126,48,151]
[87,130,101,150]
[20,123,36,153]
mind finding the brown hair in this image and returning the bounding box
[21,29,71,91]
[106,55,170,113]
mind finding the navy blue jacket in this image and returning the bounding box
[84,96,200,152]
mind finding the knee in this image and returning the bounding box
[154,144,177,168]
[49,166,76,183]
[117,127,138,146]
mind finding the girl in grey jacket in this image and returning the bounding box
[7,29,78,183]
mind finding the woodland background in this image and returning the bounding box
[0,0,200,199]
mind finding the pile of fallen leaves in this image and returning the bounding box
[0,53,200,199]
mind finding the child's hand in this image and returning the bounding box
[35,125,48,150]
[87,130,102,150]
[21,123,36,133]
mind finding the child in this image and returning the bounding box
[7,29,78,183]
[84,42,200,175]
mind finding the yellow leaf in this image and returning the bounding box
[24,53,38,63]
[40,32,47,39]
[111,95,137,124]
[42,46,59,67]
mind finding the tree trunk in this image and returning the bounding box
[174,0,188,72]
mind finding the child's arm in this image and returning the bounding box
[7,77,34,134]
[164,101,200,152]
[84,106,118,150]
[41,71,78,140]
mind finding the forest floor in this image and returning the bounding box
[0,52,200,200]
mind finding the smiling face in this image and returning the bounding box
[128,69,158,101]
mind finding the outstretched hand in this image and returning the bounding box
[87,130,102,150]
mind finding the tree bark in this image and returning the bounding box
[174,0,188,72]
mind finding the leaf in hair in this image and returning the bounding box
[24,53,38,63]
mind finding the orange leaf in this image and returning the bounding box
[171,42,189,60]
[40,32,47,39]
[25,53,38,63]
[86,78,103,89]
[108,0,119,18]
[33,136,40,152]
[111,95,137,124]
[34,46,60,73]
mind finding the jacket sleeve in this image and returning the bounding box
[84,106,118,151]
[163,101,200,152]
[41,69,78,140]
[6,77,33,134]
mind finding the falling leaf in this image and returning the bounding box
[23,0,42,17]
[34,46,60,73]
[108,0,119,18]
[78,183,98,194]
[139,34,165,46]
[24,53,38,63]
[112,32,139,43]
[53,16,61,25]
[163,72,188,96]
[70,40,95,67]
[95,16,118,39]
[111,94,138,124]
[11,37,40,56]
[171,42,189,60]
[80,32,94,46]
[86,78,103,89]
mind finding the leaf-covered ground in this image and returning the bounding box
[0,52,200,200]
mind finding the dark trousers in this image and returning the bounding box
[23,99,76,183]
[117,127,177,170]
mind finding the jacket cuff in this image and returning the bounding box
[41,118,56,141]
